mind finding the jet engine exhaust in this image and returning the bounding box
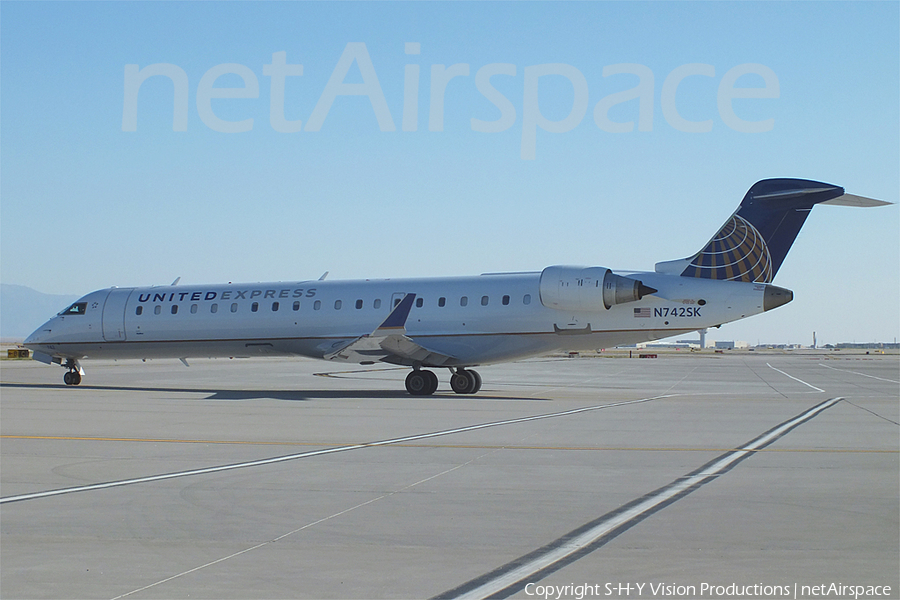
[602,273,658,310]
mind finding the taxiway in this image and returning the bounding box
[1,352,897,599]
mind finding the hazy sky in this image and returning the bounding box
[1,1,897,346]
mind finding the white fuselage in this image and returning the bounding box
[25,268,772,367]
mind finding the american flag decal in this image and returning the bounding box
[634,307,651,318]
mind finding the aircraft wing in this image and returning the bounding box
[324,293,456,366]
[376,334,456,366]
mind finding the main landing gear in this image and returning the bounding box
[405,369,438,396]
[63,359,82,386]
[450,368,482,394]
[405,367,482,396]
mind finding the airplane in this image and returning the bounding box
[24,178,889,395]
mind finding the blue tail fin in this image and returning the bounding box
[660,179,848,283]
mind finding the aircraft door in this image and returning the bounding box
[102,288,134,341]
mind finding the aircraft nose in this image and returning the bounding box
[24,319,53,347]
[24,328,41,346]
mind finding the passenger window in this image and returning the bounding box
[154,305,162,315]
[293,301,300,311]
[460,296,468,307]
[272,302,279,311]
[438,297,446,307]
[502,295,510,306]
[136,306,143,316]
[314,300,321,310]
[251,302,259,312]
[416,298,424,308]
[374,299,381,309]
[191,304,198,314]
[523,294,531,305]
[334,300,342,310]
[211,303,218,313]
[231,303,238,313]
[171,305,178,315]
[356,299,363,309]
[481,296,489,306]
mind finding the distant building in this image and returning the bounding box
[715,341,735,350]
[643,342,693,349]
[836,342,900,350]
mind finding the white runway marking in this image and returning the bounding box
[819,362,900,383]
[766,362,825,392]
[0,394,676,505]
[111,449,501,600]
[437,397,844,600]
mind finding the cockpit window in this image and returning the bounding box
[60,302,87,315]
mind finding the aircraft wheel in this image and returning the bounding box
[469,370,482,394]
[406,370,436,396]
[451,369,480,394]
[423,370,439,395]
[64,371,73,386]
[450,371,469,394]
[71,371,82,385]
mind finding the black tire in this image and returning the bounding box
[451,369,480,394]
[450,371,471,394]
[423,370,439,395]
[64,371,73,386]
[469,370,482,394]
[406,371,433,396]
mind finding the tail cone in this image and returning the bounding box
[763,285,793,311]
[638,283,658,299]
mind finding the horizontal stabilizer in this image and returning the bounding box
[821,194,892,208]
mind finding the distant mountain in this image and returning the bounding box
[0,284,80,340]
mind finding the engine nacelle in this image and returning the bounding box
[539,266,658,311]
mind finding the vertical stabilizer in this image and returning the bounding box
[656,179,868,283]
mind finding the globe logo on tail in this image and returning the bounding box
[681,215,773,283]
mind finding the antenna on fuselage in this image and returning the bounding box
[171,277,181,286]
[318,271,329,281]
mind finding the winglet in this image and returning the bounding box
[376,293,416,333]
[373,293,460,365]
[323,293,428,363]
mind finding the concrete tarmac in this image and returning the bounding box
[1,352,898,599]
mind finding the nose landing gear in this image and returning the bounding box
[62,359,83,386]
